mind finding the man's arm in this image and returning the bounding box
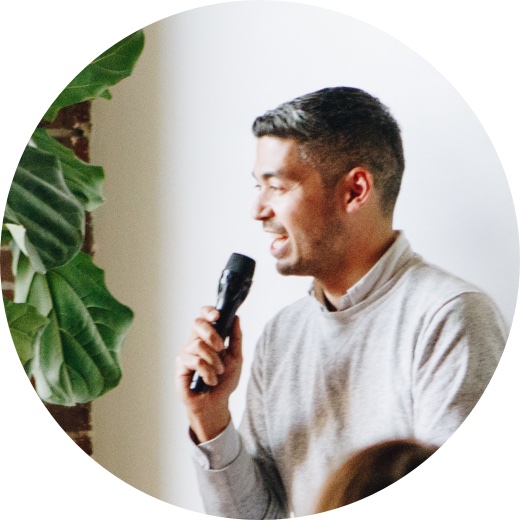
[176,308,288,518]
[175,306,242,443]
[412,291,507,445]
[192,419,288,519]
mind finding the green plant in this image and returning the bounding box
[2,30,145,406]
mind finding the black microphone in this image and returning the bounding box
[190,253,256,393]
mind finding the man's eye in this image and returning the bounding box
[253,184,283,192]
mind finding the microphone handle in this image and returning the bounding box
[189,298,242,393]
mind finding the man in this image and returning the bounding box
[175,87,506,518]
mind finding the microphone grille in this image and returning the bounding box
[226,253,256,276]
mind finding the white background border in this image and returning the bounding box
[1,1,518,518]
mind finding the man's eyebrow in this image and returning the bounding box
[251,169,288,181]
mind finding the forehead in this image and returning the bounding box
[253,136,311,180]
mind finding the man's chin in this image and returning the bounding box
[275,258,305,277]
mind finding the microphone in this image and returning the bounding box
[190,253,256,393]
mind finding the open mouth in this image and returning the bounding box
[263,224,289,257]
[270,235,289,256]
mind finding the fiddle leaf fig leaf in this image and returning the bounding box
[3,223,28,256]
[44,30,145,121]
[30,128,105,211]
[1,224,12,245]
[3,297,49,372]
[1,25,142,406]
[11,243,37,304]
[26,252,134,405]
[4,145,85,273]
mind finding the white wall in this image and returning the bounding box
[89,2,518,514]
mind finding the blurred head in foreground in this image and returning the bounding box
[315,439,438,513]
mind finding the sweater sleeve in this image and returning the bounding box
[191,332,289,519]
[412,291,507,446]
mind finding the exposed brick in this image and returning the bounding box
[1,246,13,283]
[40,103,95,456]
[1,102,97,456]
[40,101,91,129]
[44,402,92,433]
[45,403,93,455]
[40,102,92,162]
[40,102,94,455]
[45,401,93,455]
[67,431,93,455]
[82,212,95,256]
[1,246,14,300]
[2,289,14,300]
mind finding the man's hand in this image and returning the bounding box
[175,306,243,443]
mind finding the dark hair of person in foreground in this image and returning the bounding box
[315,439,438,513]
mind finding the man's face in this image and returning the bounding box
[252,136,346,279]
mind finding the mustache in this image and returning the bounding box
[263,222,288,235]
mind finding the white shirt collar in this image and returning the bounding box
[311,231,413,311]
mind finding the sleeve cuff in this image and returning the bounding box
[191,420,241,470]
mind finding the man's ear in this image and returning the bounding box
[340,167,374,214]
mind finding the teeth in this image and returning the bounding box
[265,229,288,254]
[272,236,287,251]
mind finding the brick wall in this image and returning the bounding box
[0,247,14,300]
[1,102,94,455]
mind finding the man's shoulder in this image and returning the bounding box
[403,254,486,300]
[400,255,504,326]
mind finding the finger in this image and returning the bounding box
[200,306,220,322]
[190,318,225,352]
[187,306,219,342]
[226,316,243,360]
[186,339,225,374]
[176,351,220,387]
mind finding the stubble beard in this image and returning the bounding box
[275,218,346,280]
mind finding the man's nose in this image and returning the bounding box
[251,192,274,221]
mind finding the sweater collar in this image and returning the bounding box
[310,231,413,312]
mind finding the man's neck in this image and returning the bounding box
[320,230,398,310]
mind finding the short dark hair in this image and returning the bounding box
[252,87,405,216]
